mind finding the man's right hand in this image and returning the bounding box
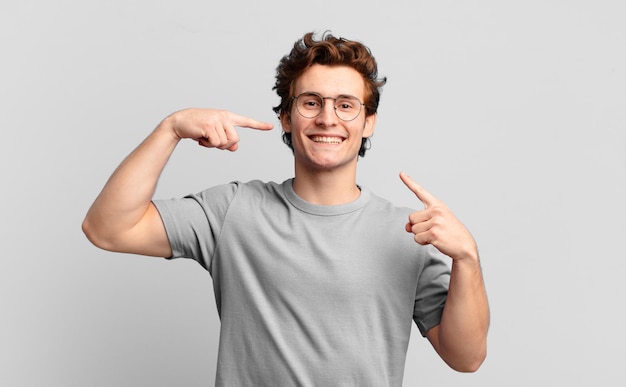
[162,108,274,151]
[83,108,273,258]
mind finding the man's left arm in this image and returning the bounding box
[400,172,490,372]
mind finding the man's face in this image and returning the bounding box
[282,64,376,173]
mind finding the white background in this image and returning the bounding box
[1,0,625,385]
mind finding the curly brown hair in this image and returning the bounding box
[272,31,387,157]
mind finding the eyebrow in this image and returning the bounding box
[300,91,361,99]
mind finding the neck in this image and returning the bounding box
[292,166,361,206]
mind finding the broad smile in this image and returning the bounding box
[309,135,345,144]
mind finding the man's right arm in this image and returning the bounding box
[81,108,273,257]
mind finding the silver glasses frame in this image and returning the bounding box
[291,92,365,122]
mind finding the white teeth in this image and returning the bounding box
[311,136,343,144]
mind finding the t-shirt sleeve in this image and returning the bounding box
[152,182,238,272]
[413,245,451,336]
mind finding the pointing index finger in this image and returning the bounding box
[399,172,436,207]
[231,113,274,131]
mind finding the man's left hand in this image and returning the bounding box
[400,172,478,262]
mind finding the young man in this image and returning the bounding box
[83,32,489,386]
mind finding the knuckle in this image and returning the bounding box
[431,206,444,216]
[414,235,428,246]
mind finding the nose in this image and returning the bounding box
[315,98,338,127]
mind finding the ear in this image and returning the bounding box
[363,113,377,137]
[280,112,292,133]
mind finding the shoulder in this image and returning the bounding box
[362,188,414,220]
[193,179,283,200]
[210,180,290,215]
[236,179,283,192]
[230,179,285,199]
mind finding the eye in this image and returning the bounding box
[299,94,322,109]
[336,97,357,111]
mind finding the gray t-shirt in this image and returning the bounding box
[154,179,450,387]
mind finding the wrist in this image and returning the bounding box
[450,243,479,264]
[155,112,183,143]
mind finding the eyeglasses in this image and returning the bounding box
[292,92,365,122]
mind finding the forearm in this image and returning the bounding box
[437,254,490,371]
[400,173,490,370]
[82,118,179,247]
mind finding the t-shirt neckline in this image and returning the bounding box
[282,178,370,216]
